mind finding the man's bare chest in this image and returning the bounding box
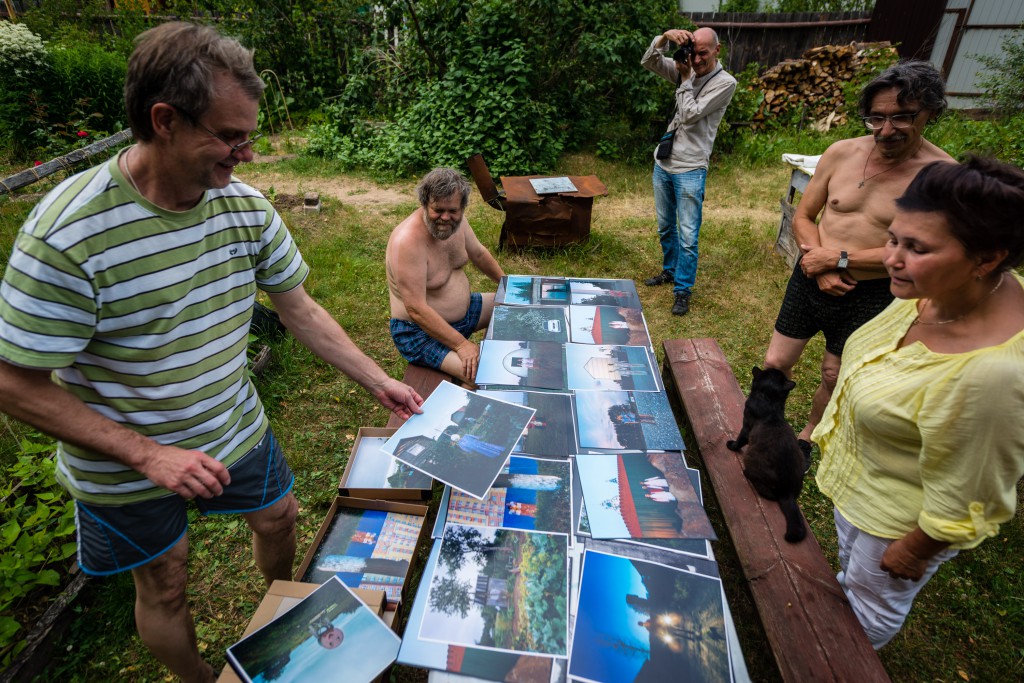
[424,240,469,290]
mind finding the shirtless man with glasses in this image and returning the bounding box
[762,61,953,468]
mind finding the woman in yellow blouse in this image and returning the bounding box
[812,156,1024,649]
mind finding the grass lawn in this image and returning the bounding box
[1,148,1021,682]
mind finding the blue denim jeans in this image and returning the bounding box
[652,164,707,294]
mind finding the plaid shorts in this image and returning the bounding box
[774,261,894,356]
[389,292,483,369]
[74,430,293,576]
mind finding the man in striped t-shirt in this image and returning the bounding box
[0,23,421,682]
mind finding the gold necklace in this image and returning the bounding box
[858,142,920,188]
[912,274,1005,326]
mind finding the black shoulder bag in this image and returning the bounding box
[654,67,723,161]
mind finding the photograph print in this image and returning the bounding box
[420,524,570,657]
[575,452,714,540]
[569,550,732,683]
[476,341,567,390]
[343,435,433,490]
[398,541,567,683]
[487,305,569,343]
[574,391,683,452]
[478,390,577,456]
[564,344,660,392]
[381,382,536,499]
[441,456,574,537]
[568,306,651,348]
[497,276,570,306]
[227,576,400,683]
[299,505,424,605]
[567,278,640,309]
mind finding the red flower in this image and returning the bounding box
[77,131,88,138]
[34,161,42,166]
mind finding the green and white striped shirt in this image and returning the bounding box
[0,153,309,504]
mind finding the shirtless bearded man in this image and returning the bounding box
[763,61,953,461]
[387,167,505,383]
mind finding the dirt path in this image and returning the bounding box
[237,161,414,210]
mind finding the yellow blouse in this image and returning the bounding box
[813,274,1024,549]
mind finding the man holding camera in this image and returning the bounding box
[642,28,736,315]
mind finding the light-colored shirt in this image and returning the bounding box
[813,274,1024,549]
[0,151,309,504]
[641,36,737,173]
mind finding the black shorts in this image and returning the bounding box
[74,429,293,576]
[774,261,894,356]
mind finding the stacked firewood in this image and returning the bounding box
[750,42,898,130]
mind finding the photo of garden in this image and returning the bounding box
[420,524,569,657]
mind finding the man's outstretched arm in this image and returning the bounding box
[268,286,422,420]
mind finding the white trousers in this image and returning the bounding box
[834,508,959,649]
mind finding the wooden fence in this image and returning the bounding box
[682,11,873,74]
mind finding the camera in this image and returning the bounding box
[673,42,694,63]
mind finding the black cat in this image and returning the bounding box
[727,366,807,543]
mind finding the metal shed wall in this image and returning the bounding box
[927,0,1024,109]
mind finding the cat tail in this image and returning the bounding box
[779,497,806,543]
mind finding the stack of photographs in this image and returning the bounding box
[393,275,749,683]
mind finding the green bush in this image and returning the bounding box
[46,41,127,132]
[308,0,679,176]
[930,111,1024,167]
[976,28,1024,115]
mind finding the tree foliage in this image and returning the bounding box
[976,28,1024,115]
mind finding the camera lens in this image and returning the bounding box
[673,43,693,62]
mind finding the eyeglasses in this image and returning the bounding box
[862,111,921,131]
[194,120,263,156]
[175,106,262,155]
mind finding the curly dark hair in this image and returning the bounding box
[859,60,948,120]
[896,156,1024,270]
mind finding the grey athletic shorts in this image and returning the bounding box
[774,260,894,356]
[74,430,293,576]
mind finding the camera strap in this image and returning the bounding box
[666,65,724,133]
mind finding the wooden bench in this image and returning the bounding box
[386,363,453,428]
[662,338,891,683]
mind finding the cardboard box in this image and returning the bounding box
[216,580,387,683]
[295,496,430,611]
[338,427,434,500]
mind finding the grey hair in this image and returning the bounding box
[859,59,947,120]
[416,168,472,209]
[125,22,265,142]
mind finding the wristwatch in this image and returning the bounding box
[837,250,849,269]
